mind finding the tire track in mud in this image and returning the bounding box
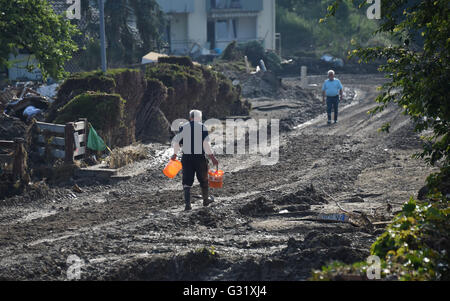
[0,74,435,280]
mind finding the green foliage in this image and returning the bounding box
[341,0,450,193]
[76,0,166,68]
[264,51,283,73]
[312,197,449,281]
[145,61,245,122]
[0,0,79,79]
[54,92,125,131]
[146,63,204,91]
[221,41,243,61]
[221,40,282,73]
[238,40,266,67]
[276,0,387,58]
[158,56,194,68]
[311,0,450,281]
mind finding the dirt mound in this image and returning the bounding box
[275,185,328,206]
[0,115,30,142]
[48,69,171,145]
[214,61,281,98]
[188,208,225,228]
[135,79,170,143]
[239,196,277,217]
[101,248,222,281]
[47,72,116,122]
[54,92,129,148]
[147,61,250,123]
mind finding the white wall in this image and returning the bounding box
[170,14,188,53]
[8,54,42,81]
[237,17,257,40]
[257,0,276,50]
[187,0,208,48]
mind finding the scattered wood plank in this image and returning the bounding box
[37,147,65,159]
[0,153,13,165]
[36,121,65,134]
[73,121,86,132]
[37,135,65,147]
[372,221,393,225]
[73,147,86,157]
[0,140,15,149]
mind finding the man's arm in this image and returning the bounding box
[203,136,219,167]
[171,127,183,160]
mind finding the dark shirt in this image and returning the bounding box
[176,121,209,156]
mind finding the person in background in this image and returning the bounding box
[172,110,219,211]
[322,70,343,125]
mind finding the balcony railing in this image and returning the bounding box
[207,0,263,12]
[156,0,195,13]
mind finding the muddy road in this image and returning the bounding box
[0,74,434,280]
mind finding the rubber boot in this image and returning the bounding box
[202,186,214,207]
[184,186,192,211]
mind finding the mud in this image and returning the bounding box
[0,74,436,281]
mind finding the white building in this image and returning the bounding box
[156,0,276,55]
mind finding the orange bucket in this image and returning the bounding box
[208,169,224,188]
[163,159,182,178]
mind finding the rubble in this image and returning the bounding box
[1,83,51,122]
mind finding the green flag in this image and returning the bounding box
[87,125,107,151]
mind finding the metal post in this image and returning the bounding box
[98,0,107,72]
[301,66,308,89]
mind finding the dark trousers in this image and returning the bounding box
[181,154,209,188]
[326,96,339,122]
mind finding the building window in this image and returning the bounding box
[211,0,242,9]
[216,20,228,40]
[215,19,238,40]
[230,0,242,9]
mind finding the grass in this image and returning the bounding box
[106,143,148,169]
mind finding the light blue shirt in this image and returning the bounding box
[322,78,343,97]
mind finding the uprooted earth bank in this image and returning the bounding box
[48,58,250,148]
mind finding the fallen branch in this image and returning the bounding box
[320,189,352,215]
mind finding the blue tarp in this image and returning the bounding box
[22,106,42,121]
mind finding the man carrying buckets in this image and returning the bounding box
[171,110,219,211]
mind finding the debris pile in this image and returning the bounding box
[1,82,52,123]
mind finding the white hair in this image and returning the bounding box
[328,70,335,75]
[189,109,202,122]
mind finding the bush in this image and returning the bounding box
[221,40,283,74]
[264,51,282,73]
[311,197,450,281]
[239,40,266,67]
[221,41,243,61]
[158,56,194,68]
[54,92,129,148]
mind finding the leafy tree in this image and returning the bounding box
[312,0,450,281]
[276,0,385,57]
[325,0,449,193]
[78,0,166,68]
[0,0,79,79]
